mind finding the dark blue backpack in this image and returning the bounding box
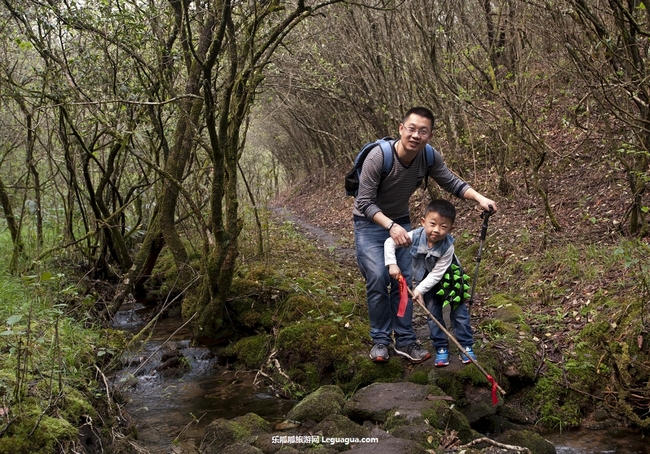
[344,137,436,196]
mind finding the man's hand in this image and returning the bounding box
[464,188,498,213]
[389,223,412,247]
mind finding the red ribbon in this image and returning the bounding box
[487,375,499,405]
[397,275,408,317]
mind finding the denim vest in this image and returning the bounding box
[410,227,455,287]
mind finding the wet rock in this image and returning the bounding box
[286,385,346,423]
[475,415,522,435]
[200,413,269,454]
[389,423,441,448]
[494,429,556,454]
[460,385,499,424]
[343,382,479,443]
[313,414,370,442]
[346,426,427,453]
[343,382,434,423]
[233,412,272,434]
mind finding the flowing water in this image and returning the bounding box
[111,303,296,453]
[112,304,648,454]
[544,428,648,453]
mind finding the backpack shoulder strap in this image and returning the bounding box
[422,144,436,190]
[424,144,435,170]
[377,138,394,177]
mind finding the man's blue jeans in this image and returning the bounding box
[424,292,474,349]
[354,218,416,348]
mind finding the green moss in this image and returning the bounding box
[421,401,476,442]
[532,363,586,430]
[232,412,271,434]
[479,318,517,335]
[224,334,270,368]
[407,370,430,385]
[279,295,336,323]
[60,387,95,421]
[287,385,346,422]
[288,362,321,391]
[485,294,525,323]
[338,357,404,395]
[577,320,610,345]
[0,415,76,454]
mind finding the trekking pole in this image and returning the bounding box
[468,207,494,311]
[405,285,506,398]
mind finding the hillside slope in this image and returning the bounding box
[272,151,650,428]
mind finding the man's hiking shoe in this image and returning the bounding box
[460,346,477,364]
[370,343,389,362]
[394,343,431,363]
[434,348,450,367]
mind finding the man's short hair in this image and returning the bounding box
[425,199,456,224]
[403,107,435,129]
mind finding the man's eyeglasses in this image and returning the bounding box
[402,125,430,137]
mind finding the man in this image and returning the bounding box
[353,106,497,363]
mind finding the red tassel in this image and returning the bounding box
[397,275,408,317]
[487,375,499,405]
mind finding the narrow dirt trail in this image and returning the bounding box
[270,206,357,266]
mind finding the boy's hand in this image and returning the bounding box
[388,264,401,280]
[412,289,424,306]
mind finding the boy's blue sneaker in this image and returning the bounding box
[460,346,477,364]
[434,348,449,367]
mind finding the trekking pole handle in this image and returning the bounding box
[479,206,494,241]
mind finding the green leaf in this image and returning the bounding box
[7,314,22,326]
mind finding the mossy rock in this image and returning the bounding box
[287,362,321,392]
[223,334,270,369]
[532,363,586,429]
[232,412,271,435]
[421,401,480,443]
[390,424,442,449]
[495,429,556,454]
[384,408,429,430]
[479,318,518,336]
[313,414,370,440]
[286,385,346,422]
[337,357,404,395]
[407,370,430,385]
[485,294,525,323]
[279,294,337,323]
[276,320,370,391]
[200,418,258,453]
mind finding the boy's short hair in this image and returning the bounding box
[403,107,435,129]
[425,199,456,224]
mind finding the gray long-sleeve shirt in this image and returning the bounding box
[353,140,470,220]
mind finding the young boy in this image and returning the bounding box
[384,199,477,366]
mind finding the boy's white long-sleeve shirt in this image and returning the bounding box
[384,231,455,295]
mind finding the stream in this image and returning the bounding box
[110,303,296,453]
[110,303,648,454]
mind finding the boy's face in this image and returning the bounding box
[421,211,453,246]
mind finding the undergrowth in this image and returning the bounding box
[0,233,125,453]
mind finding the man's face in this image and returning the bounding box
[399,114,432,153]
[421,211,453,246]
